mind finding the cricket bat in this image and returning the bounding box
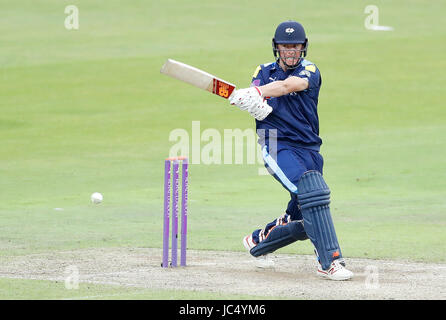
[160,59,236,99]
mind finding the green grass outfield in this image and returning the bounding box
[1,0,445,299]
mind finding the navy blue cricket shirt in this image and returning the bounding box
[251,59,322,151]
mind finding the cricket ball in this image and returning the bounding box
[91,192,103,204]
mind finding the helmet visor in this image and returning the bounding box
[276,44,306,69]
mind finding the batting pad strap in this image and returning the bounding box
[298,191,330,209]
[250,221,307,257]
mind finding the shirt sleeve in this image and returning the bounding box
[294,64,321,90]
[250,65,264,87]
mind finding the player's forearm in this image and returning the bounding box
[259,77,308,97]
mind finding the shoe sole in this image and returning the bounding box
[317,270,353,281]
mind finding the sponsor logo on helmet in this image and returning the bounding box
[285,27,295,35]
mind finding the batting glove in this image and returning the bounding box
[247,100,273,121]
[229,87,263,111]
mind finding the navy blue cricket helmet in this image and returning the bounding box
[272,20,308,69]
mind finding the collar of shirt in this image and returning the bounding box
[270,60,304,79]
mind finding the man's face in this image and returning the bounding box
[277,43,304,68]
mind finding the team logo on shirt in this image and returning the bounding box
[251,79,261,87]
[299,70,311,78]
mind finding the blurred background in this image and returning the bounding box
[0,0,445,289]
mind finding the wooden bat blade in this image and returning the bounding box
[160,59,236,99]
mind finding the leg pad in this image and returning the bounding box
[297,171,342,270]
[250,221,307,257]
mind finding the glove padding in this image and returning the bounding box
[247,100,273,121]
[229,87,263,111]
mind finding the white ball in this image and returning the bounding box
[91,192,103,204]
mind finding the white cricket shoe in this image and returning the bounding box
[243,234,275,269]
[243,234,257,251]
[317,259,353,281]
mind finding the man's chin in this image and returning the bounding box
[281,58,300,69]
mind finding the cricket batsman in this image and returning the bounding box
[229,20,353,280]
